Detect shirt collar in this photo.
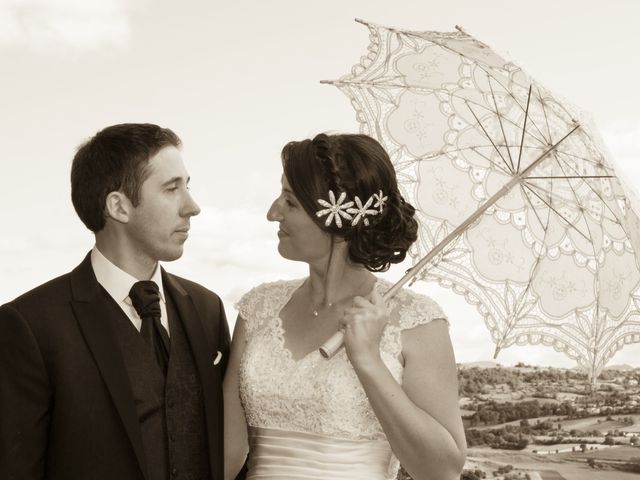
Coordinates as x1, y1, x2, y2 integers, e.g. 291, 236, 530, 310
91, 246, 166, 305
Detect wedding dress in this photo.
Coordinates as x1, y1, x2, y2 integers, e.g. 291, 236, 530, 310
235, 278, 447, 480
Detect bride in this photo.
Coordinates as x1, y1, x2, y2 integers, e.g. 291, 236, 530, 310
223, 133, 466, 480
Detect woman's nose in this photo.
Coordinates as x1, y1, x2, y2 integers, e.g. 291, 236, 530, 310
267, 198, 283, 222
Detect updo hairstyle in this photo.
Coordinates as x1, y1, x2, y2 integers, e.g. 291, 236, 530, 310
281, 133, 418, 272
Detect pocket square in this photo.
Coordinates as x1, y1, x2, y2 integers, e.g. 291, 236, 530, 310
213, 350, 222, 366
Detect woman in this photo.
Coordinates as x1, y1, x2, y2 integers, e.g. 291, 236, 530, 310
224, 133, 466, 480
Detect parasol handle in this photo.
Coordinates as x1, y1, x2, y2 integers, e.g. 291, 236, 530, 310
319, 287, 398, 358
319, 123, 581, 359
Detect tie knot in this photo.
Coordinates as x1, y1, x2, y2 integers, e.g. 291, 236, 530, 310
129, 281, 161, 319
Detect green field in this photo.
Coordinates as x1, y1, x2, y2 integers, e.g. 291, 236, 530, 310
467, 446, 640, 480
565, 445, 640, 461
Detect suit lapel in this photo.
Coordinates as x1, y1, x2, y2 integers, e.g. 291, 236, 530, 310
69, 253, 148, 480
162, 271, 222, 477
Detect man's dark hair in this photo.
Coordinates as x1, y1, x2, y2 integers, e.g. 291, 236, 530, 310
71, 123, 181, 233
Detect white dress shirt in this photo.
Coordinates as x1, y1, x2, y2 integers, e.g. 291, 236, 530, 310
90, 246, 170, 336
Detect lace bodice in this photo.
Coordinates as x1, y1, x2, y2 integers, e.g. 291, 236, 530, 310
235, 278, 447, 479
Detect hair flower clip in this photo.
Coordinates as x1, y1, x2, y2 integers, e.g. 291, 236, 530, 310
347, 195, 378, 226
316, 189, 386, 228
316, 190, 354, 228
373, 190, 388, 213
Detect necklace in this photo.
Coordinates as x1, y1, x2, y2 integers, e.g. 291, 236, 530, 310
308, 274, 373, 318
312, 302, 332, 317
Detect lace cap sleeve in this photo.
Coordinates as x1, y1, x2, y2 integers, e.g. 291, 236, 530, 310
234, 283, 269, 334
379, 280, 449, 360
396, 289, 448, 332
234, 280, 301, 335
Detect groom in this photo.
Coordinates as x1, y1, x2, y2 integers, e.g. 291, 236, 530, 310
0, 124, 230, 480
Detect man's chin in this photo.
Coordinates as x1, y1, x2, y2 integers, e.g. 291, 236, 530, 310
158, 246, 185, 262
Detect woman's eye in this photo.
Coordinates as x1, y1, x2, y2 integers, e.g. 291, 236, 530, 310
285, 199, 295, 207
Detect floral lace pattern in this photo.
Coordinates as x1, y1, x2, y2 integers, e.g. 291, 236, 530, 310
235, 278, 447, 479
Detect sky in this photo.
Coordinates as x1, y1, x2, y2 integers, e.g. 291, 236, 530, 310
1, 0, 639, 369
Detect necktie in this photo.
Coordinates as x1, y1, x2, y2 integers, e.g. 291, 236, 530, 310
129, 280, 170, 375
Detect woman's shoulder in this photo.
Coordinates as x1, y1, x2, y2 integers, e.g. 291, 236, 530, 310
239, 278, 302, 299
375, 277, 448, 331
235, 278, 304, 320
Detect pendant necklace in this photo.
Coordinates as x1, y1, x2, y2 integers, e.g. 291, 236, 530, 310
312, 302, 333, 317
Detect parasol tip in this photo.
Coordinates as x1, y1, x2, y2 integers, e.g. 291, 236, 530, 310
455, 25, 467, 34
355, 18, 368, 26
493, 345, 501, 359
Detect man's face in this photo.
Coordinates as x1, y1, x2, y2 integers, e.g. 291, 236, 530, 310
126, 145, 200, 262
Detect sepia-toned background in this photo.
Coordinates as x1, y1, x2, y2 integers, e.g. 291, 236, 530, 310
1, 0, 639, 368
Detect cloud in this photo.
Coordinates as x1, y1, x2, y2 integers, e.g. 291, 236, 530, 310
602, 122, 640, 164
0, 0, 138, 52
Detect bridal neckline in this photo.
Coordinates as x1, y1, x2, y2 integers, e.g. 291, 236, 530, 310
275, 277, 382, 363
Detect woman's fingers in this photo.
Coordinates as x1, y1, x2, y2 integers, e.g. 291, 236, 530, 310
352, 295, 372, 307
367, 287, 385, 307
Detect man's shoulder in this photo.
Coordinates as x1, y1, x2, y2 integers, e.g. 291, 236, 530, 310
164, 272, 222, 303
3, 272, 73, 311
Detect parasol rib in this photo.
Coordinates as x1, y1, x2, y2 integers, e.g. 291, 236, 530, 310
465, 101, 514, 173
488, 76, 515, 171
517, 86, 533, 172
522, 183, 592, 242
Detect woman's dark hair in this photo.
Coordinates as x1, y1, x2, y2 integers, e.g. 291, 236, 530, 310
71, 123, 181, 233
282, 133, 418, 272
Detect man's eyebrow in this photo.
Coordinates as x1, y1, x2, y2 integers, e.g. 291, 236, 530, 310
161, 176, 190, 187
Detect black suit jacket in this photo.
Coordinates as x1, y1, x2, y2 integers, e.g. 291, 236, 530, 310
0, 253, 230, 480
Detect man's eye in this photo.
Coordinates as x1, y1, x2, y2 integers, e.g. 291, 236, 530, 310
167, 186, 179, 192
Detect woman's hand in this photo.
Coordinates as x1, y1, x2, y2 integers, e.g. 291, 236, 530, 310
339, 288, 390, 367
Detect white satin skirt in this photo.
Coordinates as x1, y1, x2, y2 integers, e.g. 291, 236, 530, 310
246, 426, 393, 479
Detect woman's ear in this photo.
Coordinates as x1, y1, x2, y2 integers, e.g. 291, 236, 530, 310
104, 191, 132, 224
331, 234, 347, 244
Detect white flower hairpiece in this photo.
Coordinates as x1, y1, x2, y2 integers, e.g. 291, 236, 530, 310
316, 190, 354, 228
316, 189, 386, 228
372, 190, 388, 213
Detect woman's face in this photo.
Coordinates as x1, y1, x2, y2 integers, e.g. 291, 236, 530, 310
267, 175, 333, 264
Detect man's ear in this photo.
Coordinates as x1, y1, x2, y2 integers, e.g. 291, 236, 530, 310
104, 191, 133, 224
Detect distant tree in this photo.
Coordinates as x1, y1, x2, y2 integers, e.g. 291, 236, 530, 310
580, 443, 587, 453
587, 458, 597, 468
460, 469, 486, 480
624, 461, 640, 474
496, 465, 513, 474
604, 435, 615, 445
630, 435, 639, 446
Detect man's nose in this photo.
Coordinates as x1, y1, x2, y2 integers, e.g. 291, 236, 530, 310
183, 191, 201, 217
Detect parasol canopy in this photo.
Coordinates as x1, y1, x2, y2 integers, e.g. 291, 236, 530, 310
322, 19, 640, 380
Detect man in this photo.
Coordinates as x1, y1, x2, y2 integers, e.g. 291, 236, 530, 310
0, 124, 230, 480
